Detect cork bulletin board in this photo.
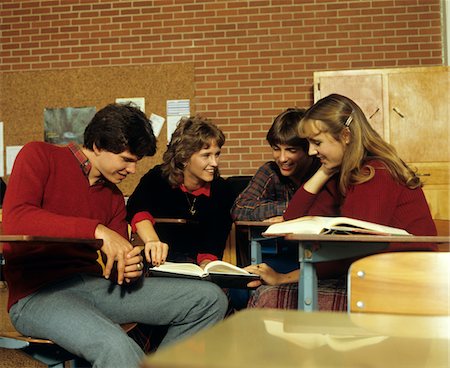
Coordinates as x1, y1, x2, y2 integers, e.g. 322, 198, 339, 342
0, 63, 195, 195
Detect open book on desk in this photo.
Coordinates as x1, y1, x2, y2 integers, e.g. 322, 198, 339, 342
263, 216, 410, 236
149, 260, 260, 289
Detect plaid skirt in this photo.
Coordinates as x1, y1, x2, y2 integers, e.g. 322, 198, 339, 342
247, 277, 347, 311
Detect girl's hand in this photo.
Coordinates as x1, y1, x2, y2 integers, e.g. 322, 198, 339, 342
144, 240, 168, 267
199, 259, 212, 269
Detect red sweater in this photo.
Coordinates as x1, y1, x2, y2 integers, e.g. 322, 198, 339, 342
284, 161, 437, 277
3, 142, 127, 310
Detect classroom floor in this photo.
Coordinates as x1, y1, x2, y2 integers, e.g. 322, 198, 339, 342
0, 349, 49, 368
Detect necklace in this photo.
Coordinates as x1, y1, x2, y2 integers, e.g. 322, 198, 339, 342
185, 193, 197, 216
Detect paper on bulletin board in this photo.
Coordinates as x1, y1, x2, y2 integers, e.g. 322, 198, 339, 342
166, 99, 190, 144
44, 106, 96, 145
167, 99, 190, 116
166, 115, 182, 144
6, 146, 23, 175
0, 122, 4, 177
116, 97, 145, 113
149, 113, 165, 138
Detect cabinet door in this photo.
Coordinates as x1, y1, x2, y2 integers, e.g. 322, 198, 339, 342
410, 162, 450, 220
388, 71, 449, 163
315, 74, 385, 138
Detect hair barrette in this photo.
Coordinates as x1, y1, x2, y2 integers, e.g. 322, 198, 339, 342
344, 114, 353, 127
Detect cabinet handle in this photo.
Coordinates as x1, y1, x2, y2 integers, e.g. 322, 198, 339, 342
393, 107, 405, 118
369, 107, 380, 119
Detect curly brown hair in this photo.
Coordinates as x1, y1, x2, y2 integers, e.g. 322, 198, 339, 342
161, 115, 225, 186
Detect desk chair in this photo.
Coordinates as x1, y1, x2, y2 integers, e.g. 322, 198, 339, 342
348, 252, 450, 315
0, 238, 136, 368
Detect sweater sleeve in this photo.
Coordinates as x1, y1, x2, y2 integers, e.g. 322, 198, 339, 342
231, 163, 287, 221
284, 177, 339, 220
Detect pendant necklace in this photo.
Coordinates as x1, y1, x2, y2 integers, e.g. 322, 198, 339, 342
185, 193, 197, 216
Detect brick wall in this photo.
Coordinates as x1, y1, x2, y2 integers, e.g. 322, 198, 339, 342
0, 0, 443, 176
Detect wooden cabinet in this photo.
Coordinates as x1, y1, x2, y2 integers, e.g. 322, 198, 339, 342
314, 66, 449, 220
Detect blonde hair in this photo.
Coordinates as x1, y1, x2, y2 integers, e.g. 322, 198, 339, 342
161, 115, 225, 186
298, 94, 421, 194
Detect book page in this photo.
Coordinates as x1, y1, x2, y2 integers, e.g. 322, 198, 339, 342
329, 217, 410, 235
152, 262, 206, 277
264, 216, 326, 235
205, 260, 251, 275
265, 216, 410, 236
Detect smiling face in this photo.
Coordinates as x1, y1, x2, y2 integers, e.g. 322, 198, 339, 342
91, 145, 139, 185
271, 144, 310, 178
183, 140, 221, 189
304, 120, 348, 170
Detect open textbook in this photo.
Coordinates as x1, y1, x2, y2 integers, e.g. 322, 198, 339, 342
149, 260, 260, 288
263, 216, 411, 236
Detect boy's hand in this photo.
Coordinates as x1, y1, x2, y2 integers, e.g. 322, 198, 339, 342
95, 224, 133, 285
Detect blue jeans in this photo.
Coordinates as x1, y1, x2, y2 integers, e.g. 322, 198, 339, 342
9, 274, 228, 368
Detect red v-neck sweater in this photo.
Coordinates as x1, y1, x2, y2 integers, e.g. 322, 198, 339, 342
285, 160, 437, 248
2, 142, 127, 310
283, 160, 437, 278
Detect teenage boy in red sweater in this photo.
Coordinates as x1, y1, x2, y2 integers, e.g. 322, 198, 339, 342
2, 103, 228, 368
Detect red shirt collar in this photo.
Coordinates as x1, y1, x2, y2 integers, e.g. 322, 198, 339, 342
68, 142, 91, 176
179, 183, 211, 197
68, 142, 105, 185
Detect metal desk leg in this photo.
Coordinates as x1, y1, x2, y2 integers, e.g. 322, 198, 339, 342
249, 227, 264, 265
298, 242, 318, 311
250, 238, 262, 265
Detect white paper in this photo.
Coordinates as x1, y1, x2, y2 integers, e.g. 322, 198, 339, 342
6, 145, 23, 175
115, 97, 145, 113
166, 99, 190, 144
149, 113, 165, 138
166, 99, 190, 116
0, 122, 4, 177
166, 115, 182, 144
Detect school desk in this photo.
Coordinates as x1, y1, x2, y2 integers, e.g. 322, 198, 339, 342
284, 233, 450, 311
142, 308, 450, 368
235, 221, 450, 311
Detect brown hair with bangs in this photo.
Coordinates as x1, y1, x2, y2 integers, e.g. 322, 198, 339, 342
266, 108, 308, 152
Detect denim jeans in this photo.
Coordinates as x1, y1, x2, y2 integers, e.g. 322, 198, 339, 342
10, 274, 228, 368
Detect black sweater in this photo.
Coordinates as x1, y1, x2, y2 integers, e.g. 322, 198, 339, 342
126, 165, 234, 262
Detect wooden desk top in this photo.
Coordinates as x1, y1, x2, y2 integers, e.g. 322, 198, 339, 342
142, 309, 450, 368
235, 221, 450, 243
0, 236, 102, 255
0, 235, 102, 246
235, 220, 269, 227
